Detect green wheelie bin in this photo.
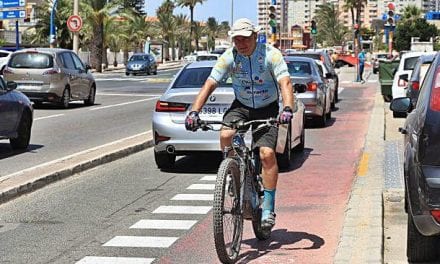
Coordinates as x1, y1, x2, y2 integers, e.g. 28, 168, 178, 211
378, 59, 400, 102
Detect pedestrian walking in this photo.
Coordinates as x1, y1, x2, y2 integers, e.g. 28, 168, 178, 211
358, 49, 366, 83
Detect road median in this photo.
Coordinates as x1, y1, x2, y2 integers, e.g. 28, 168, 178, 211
0, 132, 154, 204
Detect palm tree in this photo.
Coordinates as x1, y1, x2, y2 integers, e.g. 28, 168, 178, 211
315, 3, 348, 46
175, 14, 190, 59
193, 21, 205, 51
176, 0, 207, 52
401, 5, 422, 23
30, 0, 72, 47
155, 12, 176, 61
80, 0, 117, 72
206, 17, 219, 51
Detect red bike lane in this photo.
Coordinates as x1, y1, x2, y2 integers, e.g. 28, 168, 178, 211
158, 81, 376, 264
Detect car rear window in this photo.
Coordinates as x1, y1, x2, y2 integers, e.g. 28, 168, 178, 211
172, 67, 231, 88
9, 52, 53, 69
286, 61, 312, 76
129, 55, 149, 61
196, 55, 218, 61
404, 56, 420, 71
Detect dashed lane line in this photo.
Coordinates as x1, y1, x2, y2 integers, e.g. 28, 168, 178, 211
89, 97, 159, 111
200, 175, 216, 181
76, 256, 154, 264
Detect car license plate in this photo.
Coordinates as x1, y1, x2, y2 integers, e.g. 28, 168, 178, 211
200, 104, 229, 117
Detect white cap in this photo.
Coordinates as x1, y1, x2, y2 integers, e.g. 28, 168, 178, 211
228, 18, 259, 38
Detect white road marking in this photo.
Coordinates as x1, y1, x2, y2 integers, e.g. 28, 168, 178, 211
34, 114, 65, 121
103, 236, 178, 248
153, 206, 212, 214
171, 194, 213, 201
0, 131, 151, 182
187, 184, 215, 190
76, 256, 154, 264
96, 93, 163, 97
130, 219, 197, 230
200, 175, 216, 181
89, 98, 159, 111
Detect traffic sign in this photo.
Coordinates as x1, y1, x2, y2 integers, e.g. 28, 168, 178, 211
0, 0, 26, 9
258, 33, 266, 43
0, 9, 24, 19
67, 15, 83, 32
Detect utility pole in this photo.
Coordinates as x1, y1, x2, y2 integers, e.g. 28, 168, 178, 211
49, 0, 58, 48
73, 0, 79, 53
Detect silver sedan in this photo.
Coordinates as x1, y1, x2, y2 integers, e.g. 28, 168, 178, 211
152, 61, 306, 170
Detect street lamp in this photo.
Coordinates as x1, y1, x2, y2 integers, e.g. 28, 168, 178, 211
49, 0, 58, 48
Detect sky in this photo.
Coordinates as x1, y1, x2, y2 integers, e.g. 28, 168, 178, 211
144, 0, 257, 25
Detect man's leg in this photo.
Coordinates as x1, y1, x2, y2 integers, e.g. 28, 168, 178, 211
260, 146, 278, 228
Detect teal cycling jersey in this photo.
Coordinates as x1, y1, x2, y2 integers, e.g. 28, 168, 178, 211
208, 43, 290, 109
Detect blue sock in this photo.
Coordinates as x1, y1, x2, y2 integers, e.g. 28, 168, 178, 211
262, 189, 276, 220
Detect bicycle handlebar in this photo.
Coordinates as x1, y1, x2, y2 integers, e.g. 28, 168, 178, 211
198, 118, 279, 131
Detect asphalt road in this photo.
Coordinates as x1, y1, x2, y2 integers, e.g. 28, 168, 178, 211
0, 69, 179, 177
0, 66, 382, 263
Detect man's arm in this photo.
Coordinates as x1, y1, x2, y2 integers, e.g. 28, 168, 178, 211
190, 78, 218, 112
278, 76, 294, 109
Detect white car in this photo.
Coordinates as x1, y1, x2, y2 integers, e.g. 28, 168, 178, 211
392, 51, 436, 99
315, 59, 336, 109
0, 49, 12, 74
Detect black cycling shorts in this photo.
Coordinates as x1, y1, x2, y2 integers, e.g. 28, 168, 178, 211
223, 100, 279, 150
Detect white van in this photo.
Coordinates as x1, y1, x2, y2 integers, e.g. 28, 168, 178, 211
392, 51, 437, 99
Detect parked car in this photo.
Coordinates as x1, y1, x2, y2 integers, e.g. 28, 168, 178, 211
390, 52, 440, 262
315, 59, 337, 109
125, 53, 157, 76
372, 52, 388, 74
404, 53, 436, 108
152, 61, 306, 170
0, 49, 12, 75
3, 48, 96, 109
391, 51, 436, 99
289, 50, 339, 100
285, 56, 331, 127
0, 78, 33, 150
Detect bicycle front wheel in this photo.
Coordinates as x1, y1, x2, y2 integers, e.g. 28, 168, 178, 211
213, 158, 243, 263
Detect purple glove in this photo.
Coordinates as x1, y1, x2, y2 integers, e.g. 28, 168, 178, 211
279, 106, 293, 124
185, 111, 200, 131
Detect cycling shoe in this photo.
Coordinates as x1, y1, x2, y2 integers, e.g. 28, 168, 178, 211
261, 212, 276, 230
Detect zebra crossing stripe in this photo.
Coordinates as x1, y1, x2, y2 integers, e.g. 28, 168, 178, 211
153, 205, 211, 214
103, 236, 178, 248
76, 256, 154, 264
200, 175, 216, 181
171, 193, 213, 201
187, 184, 215, 190
130, 219, 197, 230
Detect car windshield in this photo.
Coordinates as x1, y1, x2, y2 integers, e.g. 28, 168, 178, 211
9, 53, 53, 69
129, 55, 148, 61
172, 67, 232, 88
286, 61, 312, 76
404, 56, 420, 71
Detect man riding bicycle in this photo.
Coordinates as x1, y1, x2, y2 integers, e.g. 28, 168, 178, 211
185, 18, 294, 231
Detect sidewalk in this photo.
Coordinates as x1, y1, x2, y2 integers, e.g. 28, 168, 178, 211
92, 60, 184, 73
334, 67, 406, 263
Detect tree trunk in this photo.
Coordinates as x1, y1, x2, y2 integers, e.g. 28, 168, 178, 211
190, 6, 194, 53
90, 22, 104, 73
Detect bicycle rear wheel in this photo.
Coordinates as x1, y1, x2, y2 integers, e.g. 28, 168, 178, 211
213, 158, 243, 263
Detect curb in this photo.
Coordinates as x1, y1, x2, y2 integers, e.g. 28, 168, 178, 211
0, 133, 154, 205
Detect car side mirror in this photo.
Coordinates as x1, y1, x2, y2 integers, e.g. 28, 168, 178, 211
85, 64, 92, 72
399, 74, 409, 82
6, 81, 17, 91
390, 97, 412, 113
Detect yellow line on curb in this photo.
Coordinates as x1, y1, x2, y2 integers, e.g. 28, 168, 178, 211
358, 153, 369, 176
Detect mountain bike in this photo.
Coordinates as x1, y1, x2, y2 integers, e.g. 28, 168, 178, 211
198, 118, 278, 263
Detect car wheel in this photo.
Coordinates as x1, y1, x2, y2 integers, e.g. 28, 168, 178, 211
334, 87, 339, 103
277, 124, 292, 170
331, 93, 336, 110
84, 85, 96, 106
60, 88, 70, 109
317, 101, 327, 127
154, 150, 176, 169
153, 68, 158, 75
146, 67, 151, 75
10, 112, 32, 150
407, 213, 440, 262
125, 72, 129, 76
